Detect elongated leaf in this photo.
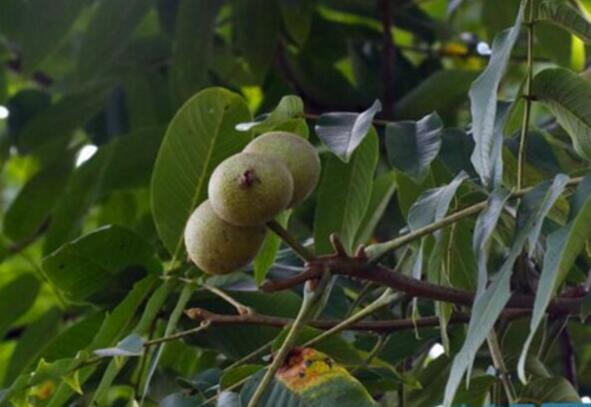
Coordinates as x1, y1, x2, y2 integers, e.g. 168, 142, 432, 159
314, 130, 378, 254
254, 211, 291, 285
519, 377, 580, 403
469, 4, 523, 188
532, 67, 591, 160
171, 0, 221, 102
20, 0, 85, 73
280, 0, 313, 47
94, 334, 145, 357
396, 70, 478, 119
443, 175, 568, 406
473, 188, 511, 294
3, 308, 61, 386
77, 0, 153, 81
315, 100, 381, 163
355, 171, 397, 246
240, 348, 377, 407
151, 87, 251, 256
43, 225, 160, 305
518, 174, 591, 382
386, 112, 443, 181
0, 274, 40, 339
407, 171, 468, 234
3, 156, 73, 243
536, 0, 591, 43
236, 96, 304, 132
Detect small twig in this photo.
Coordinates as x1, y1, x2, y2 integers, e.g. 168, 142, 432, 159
143, 321, 210, 347
266, 219, 315, 262
202, 283, 252, 315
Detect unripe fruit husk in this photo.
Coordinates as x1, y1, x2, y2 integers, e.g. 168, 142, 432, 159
184, 200, 266, 275
208, 152, 294, 226
244, 131, 321, 207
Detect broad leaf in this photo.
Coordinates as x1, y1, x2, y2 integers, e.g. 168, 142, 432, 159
519, 377, 580, 403
518, 174, 591, 382
77, 0, 153, 81
355, 171, 397, 246
386, 112, 443, 181
171, 0, 222, 102
151, 87, 251, 256
0, 274, 40, 339
532, 67, 591, 161
20, 0, 85, 73
535, 0, 591, 43
473, 188, 511, 294
407, 171, 468, 234
314, 130, 378, 254
280, 0, 313, 47
43, 225, 160, 305
240, 348, 377, 407
254, 211, 291, 285
236, 95, 304, 132
469, 4, 523, 188
443, 175, 568, 406
315, 100, 381, 163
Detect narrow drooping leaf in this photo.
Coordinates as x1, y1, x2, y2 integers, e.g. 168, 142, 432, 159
469, 4, 523, 188
473, 188, 511, 294
254, 211, 291, 285
535, 0, 591, 43
77, 0, 153, 81
444, 175, 568, 407
355, 171, 397, 246
407, 171, 468, 234
240, 348, 377, 407
151, 88, 251, 256
315, 100, 381, 163
385, 112, 443, 181
0, 274, 40, 339
171, 0, 222, 102
236, 95, 304, 132
532, 67, 591, 161
43, 225, 160, 305
94, 334, 145, 357
518, 174, 591, 382
314, 130, 378, 254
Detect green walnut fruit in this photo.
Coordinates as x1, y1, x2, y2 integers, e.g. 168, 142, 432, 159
184, 200, 266, 275
208, 152, 294, 226
244, 131, 321, 207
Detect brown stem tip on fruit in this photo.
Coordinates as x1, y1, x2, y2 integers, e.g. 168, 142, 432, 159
238, 169, 259, 188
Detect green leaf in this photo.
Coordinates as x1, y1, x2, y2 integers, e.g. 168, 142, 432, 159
519, 377, 580, 404
233, 0, 280, 84
0, 274, 40, 339
581, 292, 591, 320
473, 188, 511, 294
41, 313, 104, 361
535, 0, 591, 43
43, 225, 160, 305
151, 87, 252, 256
3, 308, 60, 386
3, 156, 73, 243
355, 171, 397, 246
20, 0, 85, 73
452, 375, 496, 407
469, 4, 524, 188
19, 83, 110, 153
94, 334, 145, 357
241, 349, 377, 407
77, 0, 154, 81
314, 130, 379, 254
220, 365, 264, 390
254, 211, 291, 285
518, 174, 591, 383
395, 70, 478, 120
280, 0, 313, 47
171, 0, 222, 103
443, 174, 568, 407
407, 171, 468, 234
236, 96, 304, 133
315, 100, 381, 163
532, 67, 591, 161
385, 112, 443, 182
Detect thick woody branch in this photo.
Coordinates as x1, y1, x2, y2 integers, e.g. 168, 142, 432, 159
185, 307, 531, 333
261, 257, 584, 315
